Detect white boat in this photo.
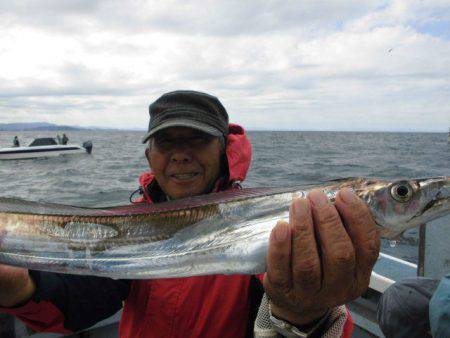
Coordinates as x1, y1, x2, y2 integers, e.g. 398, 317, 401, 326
0, 137, 93, 160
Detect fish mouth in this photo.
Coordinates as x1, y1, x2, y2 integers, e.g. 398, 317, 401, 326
408, 177, 450, 226
369, 177, 450, 239
409, 196, 450, 222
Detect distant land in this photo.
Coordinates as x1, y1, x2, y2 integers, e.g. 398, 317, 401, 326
0, 122, 107, 131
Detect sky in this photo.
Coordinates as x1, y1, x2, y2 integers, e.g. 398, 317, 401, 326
0, 0, 449, 132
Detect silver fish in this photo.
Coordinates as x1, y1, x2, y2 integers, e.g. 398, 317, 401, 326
0, 177, 448, 279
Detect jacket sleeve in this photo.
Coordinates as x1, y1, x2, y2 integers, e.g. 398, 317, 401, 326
0, 270, 130, 334
429, 273, 450, 338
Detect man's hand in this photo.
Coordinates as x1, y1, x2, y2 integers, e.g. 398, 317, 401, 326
0, 265, 35, 307
263, 188, 380, 326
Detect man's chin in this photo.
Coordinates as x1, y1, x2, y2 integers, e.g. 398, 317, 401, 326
165, 180, 216, 200
167, 187, 202, 200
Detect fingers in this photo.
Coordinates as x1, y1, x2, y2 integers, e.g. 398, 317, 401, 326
335, 188, 380, 296
264, 188, 380, 326
266, 221, 292, 292
309, 190, 355, 290
290, 198, 321, 295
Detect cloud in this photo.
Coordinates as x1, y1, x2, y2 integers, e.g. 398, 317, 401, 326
0, 0, 449, 132
0, 1, 381, 36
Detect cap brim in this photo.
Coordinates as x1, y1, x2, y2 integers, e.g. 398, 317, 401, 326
142, 118, 222, 143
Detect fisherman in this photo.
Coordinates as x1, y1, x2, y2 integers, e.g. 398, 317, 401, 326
0, 90, 380, 337
61, 133, 69, 145
13, 136, 20, 147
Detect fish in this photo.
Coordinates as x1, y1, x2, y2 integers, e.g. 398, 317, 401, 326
0, 177, 448, 279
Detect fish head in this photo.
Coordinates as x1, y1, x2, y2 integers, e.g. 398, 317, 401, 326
356, 177, 450, 238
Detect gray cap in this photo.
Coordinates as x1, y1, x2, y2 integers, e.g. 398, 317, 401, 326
377, 277, 439, 338
142, 90, 229, 143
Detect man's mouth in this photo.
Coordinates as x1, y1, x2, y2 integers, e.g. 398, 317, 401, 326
170, 173, 199, 180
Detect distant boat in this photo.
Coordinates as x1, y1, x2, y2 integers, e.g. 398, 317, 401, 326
0, 137, 93, 160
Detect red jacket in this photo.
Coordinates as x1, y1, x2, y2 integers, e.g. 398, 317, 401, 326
1, 124, 353, 338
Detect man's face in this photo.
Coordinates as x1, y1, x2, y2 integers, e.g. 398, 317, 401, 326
146, 127, 223, 200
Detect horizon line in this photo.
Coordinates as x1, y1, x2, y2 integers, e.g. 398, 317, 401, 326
0, 122, 447, 133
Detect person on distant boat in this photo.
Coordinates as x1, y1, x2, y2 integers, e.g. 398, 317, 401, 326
13, 136, 20, 147
61, 134, 69, 145
0, 91, 380, 338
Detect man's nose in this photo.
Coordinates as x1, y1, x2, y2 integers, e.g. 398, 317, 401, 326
170, 150, 193, 163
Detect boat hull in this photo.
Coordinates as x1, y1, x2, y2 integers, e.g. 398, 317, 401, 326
0, 145, 88, 160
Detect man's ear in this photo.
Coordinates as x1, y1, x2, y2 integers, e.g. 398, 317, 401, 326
145, 147, 151, 166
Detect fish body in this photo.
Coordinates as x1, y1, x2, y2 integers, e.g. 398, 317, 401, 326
0, 177, 448, 279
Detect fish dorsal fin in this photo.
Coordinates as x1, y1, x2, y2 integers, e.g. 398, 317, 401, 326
0, 187, 299, 217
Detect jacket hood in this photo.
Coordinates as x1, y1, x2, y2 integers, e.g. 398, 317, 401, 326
137, 123, 252, 196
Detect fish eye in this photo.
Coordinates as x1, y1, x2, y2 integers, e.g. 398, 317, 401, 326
390, 182, 413, 203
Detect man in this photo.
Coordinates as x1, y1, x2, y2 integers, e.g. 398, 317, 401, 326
13, 136, 20, 147
61, 133, 69, 145
0, 90, 380, 337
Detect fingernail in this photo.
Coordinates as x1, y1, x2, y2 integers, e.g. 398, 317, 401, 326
340, 188, 357, 204
274, 223, 289, 242
309, 190, 329, 208
292, 198, 308, 217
